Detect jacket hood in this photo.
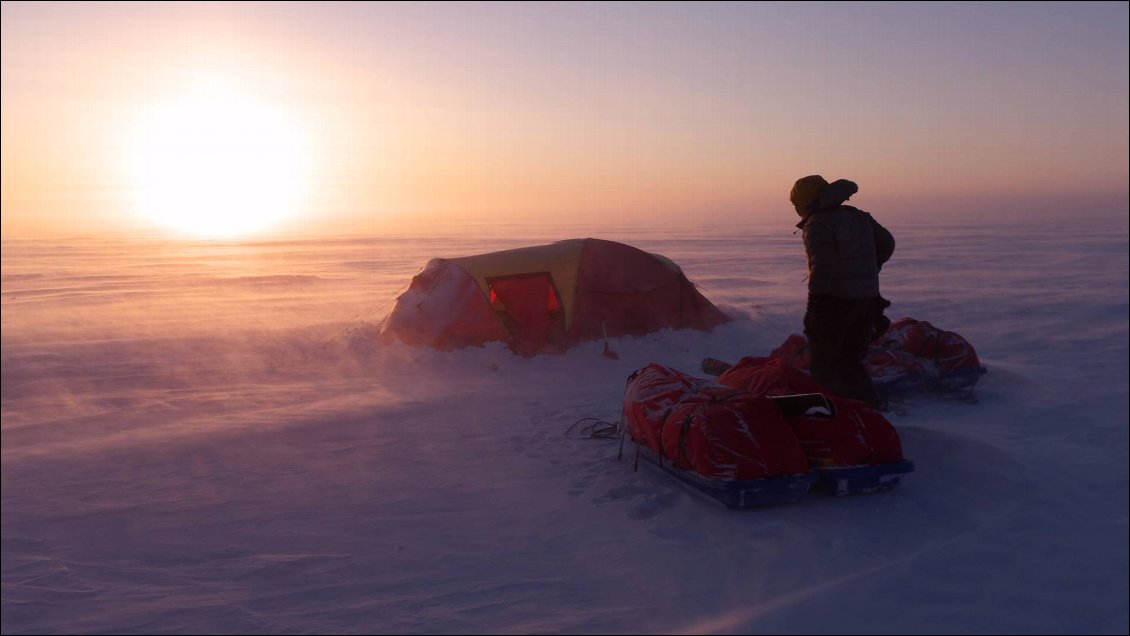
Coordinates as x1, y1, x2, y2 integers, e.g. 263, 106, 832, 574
794, 179, 860, 228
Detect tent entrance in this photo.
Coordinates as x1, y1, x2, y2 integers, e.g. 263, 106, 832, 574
487, 273, 566, 355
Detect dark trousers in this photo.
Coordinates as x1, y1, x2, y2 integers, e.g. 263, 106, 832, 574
804, 296, 881, 407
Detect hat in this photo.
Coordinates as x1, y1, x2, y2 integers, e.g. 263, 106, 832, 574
790, 175, 828, 217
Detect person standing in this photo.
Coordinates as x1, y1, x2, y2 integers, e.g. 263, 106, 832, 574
790, 175, 895, 408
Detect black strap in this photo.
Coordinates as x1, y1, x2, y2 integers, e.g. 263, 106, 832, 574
654, 407, 673, 468
677, 415, 693, 468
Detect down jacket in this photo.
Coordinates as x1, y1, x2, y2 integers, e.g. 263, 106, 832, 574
797, 179, 895, 299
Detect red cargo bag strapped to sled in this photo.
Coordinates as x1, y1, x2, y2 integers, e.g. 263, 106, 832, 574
718, 357, 915, 496
869, 317, 988, 393
622, 363, 816, 509
769, 318, 987, 398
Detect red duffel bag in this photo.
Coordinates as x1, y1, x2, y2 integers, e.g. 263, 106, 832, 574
622, 363, 810, 481
717, 357, 904, 469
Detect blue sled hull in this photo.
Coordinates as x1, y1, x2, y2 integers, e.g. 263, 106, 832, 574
634, 446, 915, 508
875, 366, 987, 396
636, 446, 817, 509
814, 460, 916, 497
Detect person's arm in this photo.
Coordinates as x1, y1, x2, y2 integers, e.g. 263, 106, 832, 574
870, 216, 895, 270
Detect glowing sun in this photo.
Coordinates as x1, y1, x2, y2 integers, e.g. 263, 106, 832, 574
128, 80, 310, 237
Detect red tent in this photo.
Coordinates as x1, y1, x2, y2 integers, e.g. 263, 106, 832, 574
379, 238, 731, 355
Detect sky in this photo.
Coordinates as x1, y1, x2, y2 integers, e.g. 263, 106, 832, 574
1, 1, 1128, 237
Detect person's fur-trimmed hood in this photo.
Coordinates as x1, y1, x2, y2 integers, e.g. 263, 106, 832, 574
795, 179, 859, 228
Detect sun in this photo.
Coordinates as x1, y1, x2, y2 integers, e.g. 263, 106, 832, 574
127, 79, 311, 238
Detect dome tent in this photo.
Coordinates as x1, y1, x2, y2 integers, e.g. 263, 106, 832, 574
379, 238, 731, 355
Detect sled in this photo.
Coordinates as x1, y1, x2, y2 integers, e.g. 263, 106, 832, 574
632, 443, 818, 509
813, 459, 916, 496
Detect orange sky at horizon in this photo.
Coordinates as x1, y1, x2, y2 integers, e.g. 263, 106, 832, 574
2, 2, 1127, 238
